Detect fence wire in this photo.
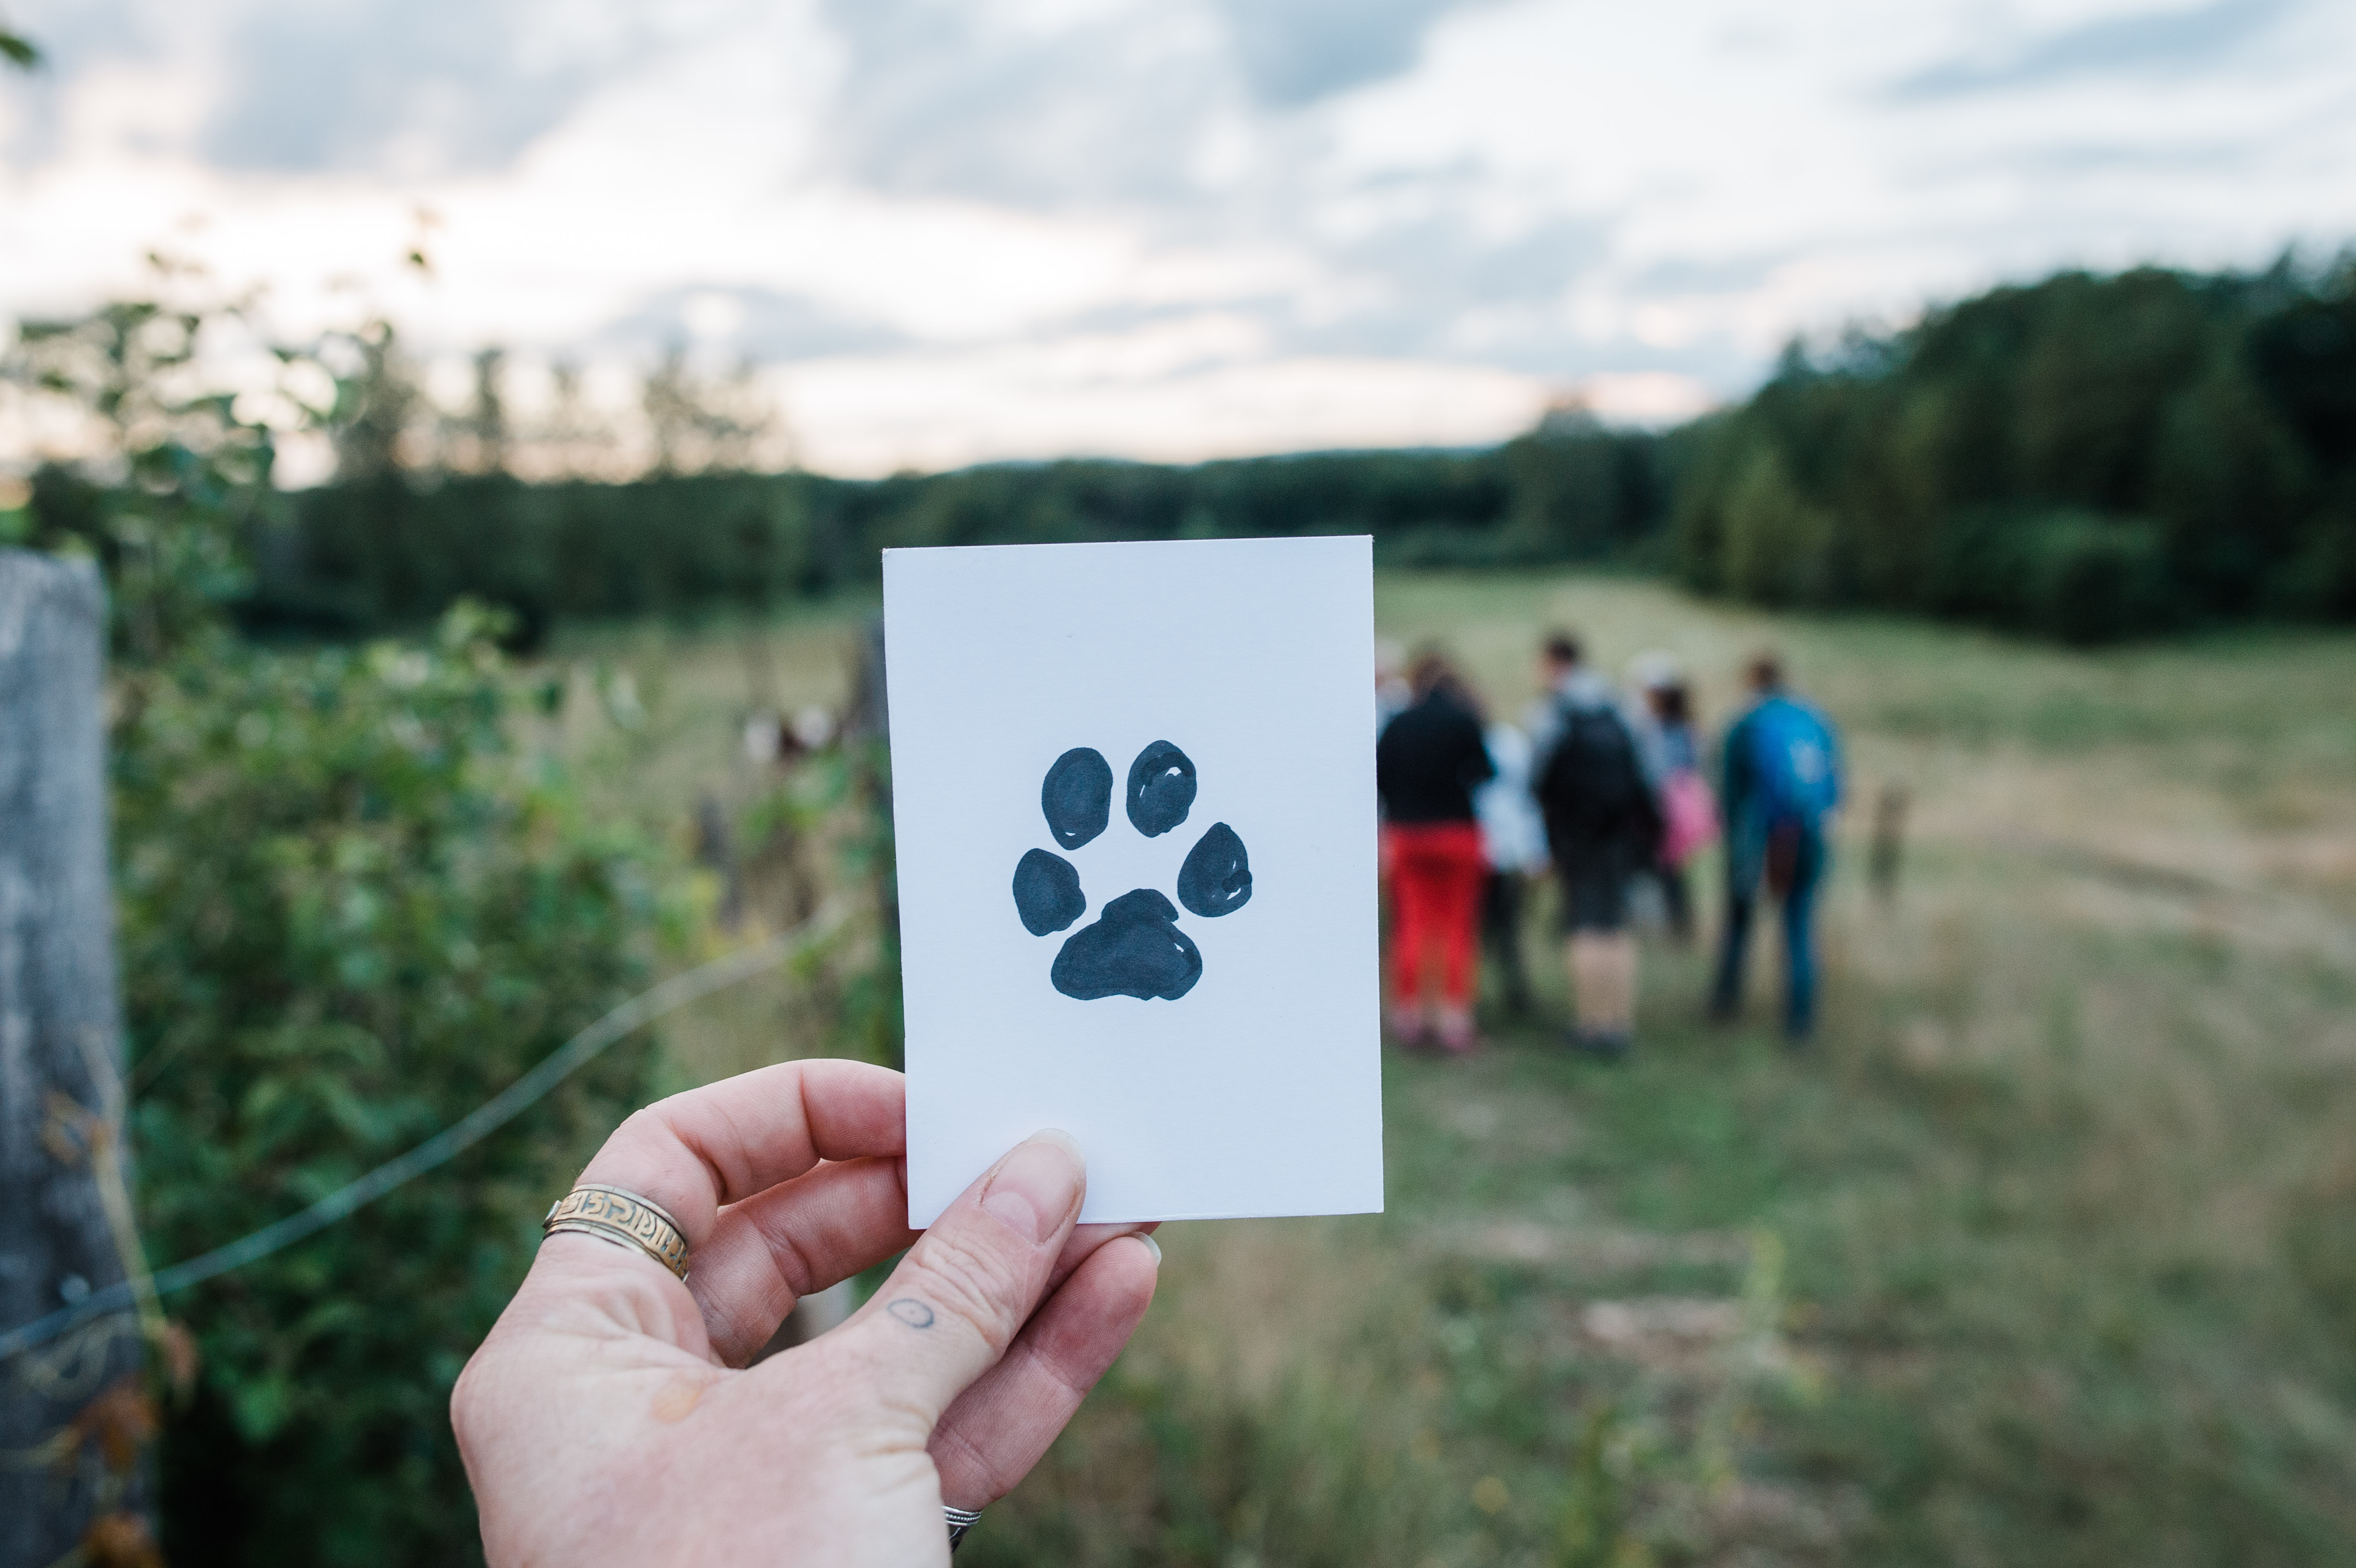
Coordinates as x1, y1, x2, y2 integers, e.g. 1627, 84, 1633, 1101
0, 904, 847, 1364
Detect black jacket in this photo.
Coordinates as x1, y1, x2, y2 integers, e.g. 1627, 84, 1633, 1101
1376, 693, 1494, 825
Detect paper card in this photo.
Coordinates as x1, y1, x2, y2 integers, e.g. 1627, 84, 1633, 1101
884, 536, 1384, 1225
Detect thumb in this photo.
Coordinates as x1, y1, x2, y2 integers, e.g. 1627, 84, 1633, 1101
827, 1130, 1086, 1431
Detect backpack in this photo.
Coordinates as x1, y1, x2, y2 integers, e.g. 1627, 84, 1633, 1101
1537, 701, 1650, 842
1659, 768, 1718, 868
1745, 697, 1839, 828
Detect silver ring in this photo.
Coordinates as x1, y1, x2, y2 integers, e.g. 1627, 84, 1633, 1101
945, 1505, 983, 1552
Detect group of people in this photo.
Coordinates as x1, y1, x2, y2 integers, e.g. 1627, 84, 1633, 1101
1374, 631, 1841, 1058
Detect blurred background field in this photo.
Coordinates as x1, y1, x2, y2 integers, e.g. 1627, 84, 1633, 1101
553, 574, 2356, 1566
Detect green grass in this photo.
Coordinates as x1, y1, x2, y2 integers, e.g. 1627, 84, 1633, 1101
564, 570, 2356, 1566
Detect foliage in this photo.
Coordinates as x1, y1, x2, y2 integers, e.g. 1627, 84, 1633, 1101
9, 283, 679, 1564
115, 609, 664, 1566
1671, 261, 2356, 641
0, 17, 37, 70
724, 733, 904, 1071
212, 425, 1670, 643
0, 294, 318, 660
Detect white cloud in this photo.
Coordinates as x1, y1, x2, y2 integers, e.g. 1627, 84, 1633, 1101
779, 345, 1546, 474
2, 0, 2352, 475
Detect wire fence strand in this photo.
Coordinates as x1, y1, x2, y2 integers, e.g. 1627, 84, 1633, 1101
0, 904, 848, 1364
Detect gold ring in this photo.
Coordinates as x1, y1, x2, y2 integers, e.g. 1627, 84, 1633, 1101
542, 1185, 690, 1280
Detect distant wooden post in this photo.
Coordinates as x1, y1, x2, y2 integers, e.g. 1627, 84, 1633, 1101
1870, 781, 1909, 904
0, 551, 144, 1568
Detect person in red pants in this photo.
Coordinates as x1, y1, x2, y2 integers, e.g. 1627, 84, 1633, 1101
1376, 651, 1495, 1053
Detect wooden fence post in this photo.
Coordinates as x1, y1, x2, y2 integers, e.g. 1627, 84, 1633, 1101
0, 550, 144, 1568
1870, 781, 1909, 904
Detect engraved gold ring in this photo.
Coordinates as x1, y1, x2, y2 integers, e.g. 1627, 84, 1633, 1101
542, 1184, 691, 1281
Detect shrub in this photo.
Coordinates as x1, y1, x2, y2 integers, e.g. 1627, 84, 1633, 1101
9, 289, 684, 1563
114, 608, 669, 1566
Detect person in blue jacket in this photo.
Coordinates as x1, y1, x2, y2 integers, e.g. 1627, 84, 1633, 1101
1709, 651, 1841, 1042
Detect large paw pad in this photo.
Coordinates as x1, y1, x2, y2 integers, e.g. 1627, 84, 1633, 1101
1010, 740, 1254, 1001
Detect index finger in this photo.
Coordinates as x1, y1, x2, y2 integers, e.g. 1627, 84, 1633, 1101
575, 1058, 906, 1247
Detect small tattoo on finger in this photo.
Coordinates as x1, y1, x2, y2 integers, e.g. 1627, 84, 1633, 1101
887, 1298, 936, 1329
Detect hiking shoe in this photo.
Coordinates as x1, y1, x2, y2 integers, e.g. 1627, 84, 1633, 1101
1568, 1028, 1630, 1062
1436, 1007, 1478, 1056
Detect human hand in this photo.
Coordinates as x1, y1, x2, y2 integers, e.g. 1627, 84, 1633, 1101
452, 1059, 1159, 1566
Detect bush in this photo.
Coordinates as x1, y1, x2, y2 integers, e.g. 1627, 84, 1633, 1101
114, 608, 669, 1566
8, 290, 687, 1563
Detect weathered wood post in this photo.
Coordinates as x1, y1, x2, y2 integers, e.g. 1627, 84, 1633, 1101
1870, 781, 1909, 904
0, 550, 144, 1568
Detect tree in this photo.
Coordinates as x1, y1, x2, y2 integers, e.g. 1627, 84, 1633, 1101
1667, 262, 2356, 639
1, 16, 38, 70
328, 321, 424, 483
642, 344, 777, 475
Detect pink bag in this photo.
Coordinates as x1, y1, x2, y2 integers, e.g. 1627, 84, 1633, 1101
1660, 768, 1717, 868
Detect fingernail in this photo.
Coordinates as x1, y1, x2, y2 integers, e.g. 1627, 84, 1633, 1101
982, 1130, 1084, 1245
1129, 1232, 1162, 1266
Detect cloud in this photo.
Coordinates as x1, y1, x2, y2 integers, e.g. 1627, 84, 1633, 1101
818, 0, 1234, 207
4, 0, 642, 175
1210, 0, 1491, 108
201, 0, 637, 175
1890, 0, 2296, 100
600, 285, 909, 362
7, 0, 2355, 472
815, 0, 1501, 208
1283, 199, 1614, 366
1928, 140, 2261, 179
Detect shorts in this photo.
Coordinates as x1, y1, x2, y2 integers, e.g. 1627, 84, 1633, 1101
1555, 837, 1642, 934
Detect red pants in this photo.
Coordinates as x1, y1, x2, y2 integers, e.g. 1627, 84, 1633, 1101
1384, 822, 1487, 1006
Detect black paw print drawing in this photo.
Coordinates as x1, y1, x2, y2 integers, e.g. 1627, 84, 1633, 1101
1010, 741, 1254, 1001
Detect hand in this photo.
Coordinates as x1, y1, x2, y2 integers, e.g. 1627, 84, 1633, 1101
452, 1059, 1160, 1566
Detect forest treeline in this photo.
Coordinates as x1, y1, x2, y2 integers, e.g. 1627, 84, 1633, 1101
11, 258, 2356, 644
217, 421, 1670, 643
1672, 260, 2356, 642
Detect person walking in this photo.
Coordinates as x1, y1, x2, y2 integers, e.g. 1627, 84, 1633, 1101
1528, 633, 1663, 1059
1472, 704, 1546, 1018
1376, 650, 1495, 1054
1632, 656, 1715, 946
1710, 651, 1842, 1043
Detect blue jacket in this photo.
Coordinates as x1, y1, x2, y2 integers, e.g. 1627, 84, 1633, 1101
1721, 691, 1841, 836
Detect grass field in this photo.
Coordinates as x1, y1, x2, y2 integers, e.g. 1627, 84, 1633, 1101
551, 571, 2356, 1567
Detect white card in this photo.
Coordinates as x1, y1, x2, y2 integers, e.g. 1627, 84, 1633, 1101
884, 536, 1384, 1225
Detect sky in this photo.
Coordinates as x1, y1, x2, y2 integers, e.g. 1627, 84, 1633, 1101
3, 0, 2354, 477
